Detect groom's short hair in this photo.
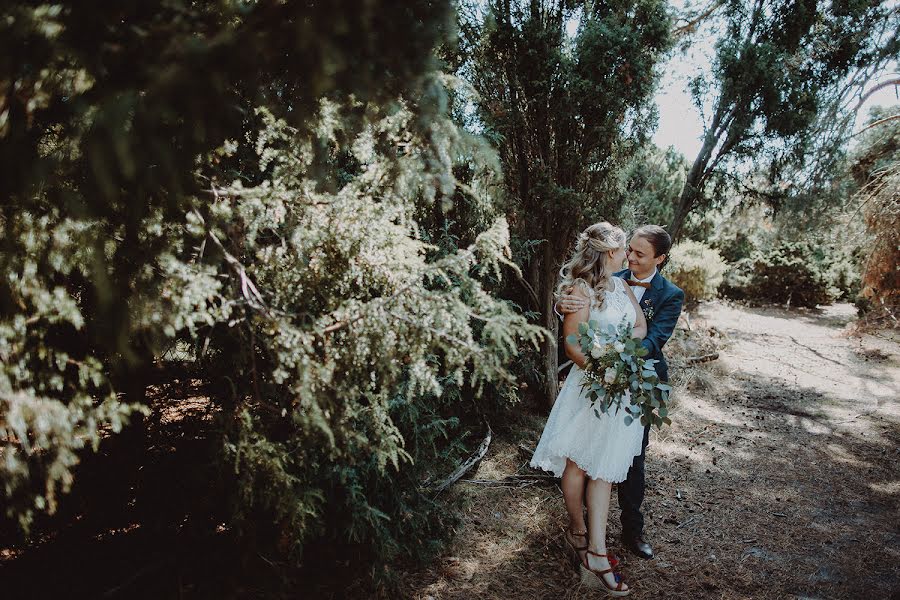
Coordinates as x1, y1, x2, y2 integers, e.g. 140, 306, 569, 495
632, 225, 672, 257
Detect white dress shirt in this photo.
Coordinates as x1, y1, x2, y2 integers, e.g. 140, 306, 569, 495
629, 268, 657, 302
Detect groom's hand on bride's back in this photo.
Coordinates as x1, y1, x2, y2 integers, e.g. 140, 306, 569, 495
556, 288, 588, 315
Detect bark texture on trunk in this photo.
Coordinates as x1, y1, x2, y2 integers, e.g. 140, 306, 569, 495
540, 257, 559, 408
669, 105, 728, 241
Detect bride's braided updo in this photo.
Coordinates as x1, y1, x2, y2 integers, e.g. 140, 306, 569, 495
556, 221, 626, 311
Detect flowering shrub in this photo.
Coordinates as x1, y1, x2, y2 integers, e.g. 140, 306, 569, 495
665, 240, 728, 302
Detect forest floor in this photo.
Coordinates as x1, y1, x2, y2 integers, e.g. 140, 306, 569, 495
398, 300, 900, 599
2, 301, 898, 599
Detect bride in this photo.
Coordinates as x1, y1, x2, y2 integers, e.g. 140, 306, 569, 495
531, 221, 647, 597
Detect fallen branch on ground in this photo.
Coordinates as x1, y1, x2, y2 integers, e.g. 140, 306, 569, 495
461, 474, 559, 487
517, 443, 536, 458
430, 424, 493, 494
687, 352, 719, 364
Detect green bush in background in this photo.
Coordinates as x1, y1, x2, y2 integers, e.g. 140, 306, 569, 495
721, 241, 844, 308
664, 240, 728, 303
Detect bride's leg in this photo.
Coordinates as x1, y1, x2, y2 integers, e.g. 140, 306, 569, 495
561, 459, 588, 559
586, 477, 629, 591
562, 459, 587, 530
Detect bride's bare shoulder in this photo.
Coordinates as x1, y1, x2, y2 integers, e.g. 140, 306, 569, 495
568, 278, 592, 299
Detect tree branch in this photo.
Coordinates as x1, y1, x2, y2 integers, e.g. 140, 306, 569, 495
672, 0, 726, 39
853, 114, 900, 137
855, 77, 900, 111
430, 424, 493, 494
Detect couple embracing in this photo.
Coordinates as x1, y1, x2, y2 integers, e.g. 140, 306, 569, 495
530, 223, 684, 596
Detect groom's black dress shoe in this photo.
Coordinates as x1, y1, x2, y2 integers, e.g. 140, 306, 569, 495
625, 536, 654, 559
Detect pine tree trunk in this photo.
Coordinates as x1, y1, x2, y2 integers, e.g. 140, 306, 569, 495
670, 103, 732, 241
670, 178, 698, 242
540, 254, 560, 408
670, 134, 719, 241
528, 231, 572, 409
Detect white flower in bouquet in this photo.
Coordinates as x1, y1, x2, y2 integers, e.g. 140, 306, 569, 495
604, 367, 617, 384
590, 340, 606, 358
613, 341, 625, 353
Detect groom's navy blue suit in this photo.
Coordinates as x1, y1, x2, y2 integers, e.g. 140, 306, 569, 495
614, 268, 684, 541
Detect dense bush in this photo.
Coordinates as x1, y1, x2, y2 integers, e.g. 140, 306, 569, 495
712, 227, 762, 264
0, 2, 544, 583
721, 241, 841, 308
664, 240, 728, 303
203, 106, 542, 569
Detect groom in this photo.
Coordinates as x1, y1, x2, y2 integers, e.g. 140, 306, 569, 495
557, 224, 684, 559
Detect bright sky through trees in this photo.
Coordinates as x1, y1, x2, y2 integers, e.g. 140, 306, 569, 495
654, 55, 900, 158
566, 5, 899, 160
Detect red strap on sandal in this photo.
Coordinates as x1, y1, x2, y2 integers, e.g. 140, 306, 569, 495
566, 528, 588, 551
583, 550, 626, 591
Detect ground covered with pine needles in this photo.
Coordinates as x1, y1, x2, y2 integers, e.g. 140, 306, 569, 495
397, 301, 900, 599
1, 301, 897, 599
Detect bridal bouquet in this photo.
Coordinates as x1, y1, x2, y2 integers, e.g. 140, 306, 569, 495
566, 320, 672, 428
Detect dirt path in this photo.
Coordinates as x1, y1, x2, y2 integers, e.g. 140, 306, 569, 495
403, 301, 900, 599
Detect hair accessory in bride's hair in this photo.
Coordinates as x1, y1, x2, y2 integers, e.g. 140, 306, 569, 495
586, 235, 609, 252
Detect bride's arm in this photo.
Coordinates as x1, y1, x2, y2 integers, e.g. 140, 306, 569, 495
561, 287, 591, 369
623, 284, 647, 339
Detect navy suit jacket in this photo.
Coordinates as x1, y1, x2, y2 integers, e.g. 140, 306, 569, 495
615, 269, 684, 382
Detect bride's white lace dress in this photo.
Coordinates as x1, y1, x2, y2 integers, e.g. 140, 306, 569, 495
530, 277, 644, 483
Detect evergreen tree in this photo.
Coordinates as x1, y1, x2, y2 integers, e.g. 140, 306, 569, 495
1, 4, 542, 578
669, 0, 900, 240
456, 0, 671, 403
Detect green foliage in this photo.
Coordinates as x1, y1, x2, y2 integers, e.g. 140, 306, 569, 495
456, 0, 672, 399
708, 203, 767, 264
0, 1, 547, 582
570, 321, 672, 429
0, 0, 458, 532
195, 103, 542, 568
670, 0, 900, 239
665, 240, 728, 302
620, 145, 688, 228
0, 205, 147, 528
721, 241, 843, 308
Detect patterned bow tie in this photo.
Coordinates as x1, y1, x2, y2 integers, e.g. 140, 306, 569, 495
627, 279, 651, 289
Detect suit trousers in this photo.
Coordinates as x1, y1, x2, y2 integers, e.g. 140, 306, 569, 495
617, 422, 650, 540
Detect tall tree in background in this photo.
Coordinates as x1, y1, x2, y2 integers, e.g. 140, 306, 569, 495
850, 105, 900, 311
457, 0, 671, 403
669, 0, 900, 240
